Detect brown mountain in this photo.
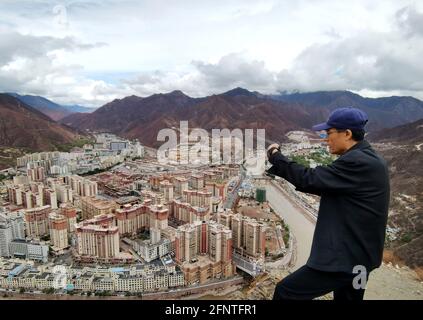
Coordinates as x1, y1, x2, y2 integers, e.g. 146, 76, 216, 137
0, 94, 82, 151
368, 119, 423, 271
368, 118, 423, 144
271, 91, 423, 131
60, 89, 323, 147
61, 88, 423, 149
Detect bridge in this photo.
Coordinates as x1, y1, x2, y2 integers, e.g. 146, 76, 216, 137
232, 251, 264, 277
250, 175, 273, 186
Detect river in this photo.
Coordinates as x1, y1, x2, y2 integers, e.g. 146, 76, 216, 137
198, 181, 317, 300
265, 182, 316, 270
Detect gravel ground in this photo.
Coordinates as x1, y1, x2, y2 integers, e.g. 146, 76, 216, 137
364, 263, 423, 300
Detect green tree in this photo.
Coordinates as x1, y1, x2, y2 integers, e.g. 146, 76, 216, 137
290, 155, 309, 167
401, 233, 413, 244
283, 233, 290, 247
54, 137, 96, 153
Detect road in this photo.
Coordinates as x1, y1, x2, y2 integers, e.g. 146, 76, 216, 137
224, 175, 242, 209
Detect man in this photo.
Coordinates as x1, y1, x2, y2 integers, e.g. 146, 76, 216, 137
267, 107, 390, 300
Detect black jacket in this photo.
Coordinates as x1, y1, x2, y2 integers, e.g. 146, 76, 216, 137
267, 140, 390, 273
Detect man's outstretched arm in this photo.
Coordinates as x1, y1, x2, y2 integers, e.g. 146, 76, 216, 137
267, 151, 361, 195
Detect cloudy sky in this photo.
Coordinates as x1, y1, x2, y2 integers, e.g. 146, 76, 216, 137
1, 0, 423, 107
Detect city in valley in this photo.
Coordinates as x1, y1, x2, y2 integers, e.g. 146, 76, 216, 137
0, 131, 328, 299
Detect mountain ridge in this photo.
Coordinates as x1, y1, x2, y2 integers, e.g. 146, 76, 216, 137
60, 88, 423, 147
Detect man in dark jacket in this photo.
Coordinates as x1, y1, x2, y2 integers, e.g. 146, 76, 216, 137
267, 107, 390, 300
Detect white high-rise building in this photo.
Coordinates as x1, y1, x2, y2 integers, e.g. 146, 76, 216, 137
0, 211, 25, 257
55, 184, 73, 204
65, 175, 98, 197
0, 216, 12, 257
8, 211, 25, 240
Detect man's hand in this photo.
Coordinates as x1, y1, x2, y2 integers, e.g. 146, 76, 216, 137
267, 143, 280, 159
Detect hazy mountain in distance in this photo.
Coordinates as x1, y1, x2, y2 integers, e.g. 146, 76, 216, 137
62, 104, 96, 114
270, 90, 423, 130
6, 93, 94, 121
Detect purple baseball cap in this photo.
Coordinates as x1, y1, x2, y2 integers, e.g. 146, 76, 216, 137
312, 107, 369, 131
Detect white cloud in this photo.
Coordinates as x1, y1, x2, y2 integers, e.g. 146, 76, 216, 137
276, 5, 423, 95
396, 4, 423, 37
1, 0, 423, 106
0, 30, 107, 106
192, 53, 276, 93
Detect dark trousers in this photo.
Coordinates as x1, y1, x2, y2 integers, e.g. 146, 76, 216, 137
273, 265, 368, 301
